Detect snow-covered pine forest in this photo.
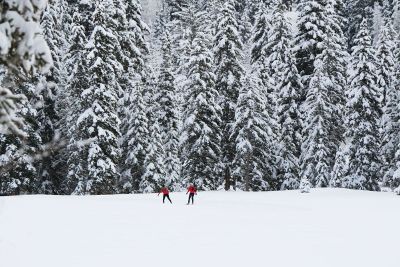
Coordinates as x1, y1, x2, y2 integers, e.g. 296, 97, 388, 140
1, 0, 400, 196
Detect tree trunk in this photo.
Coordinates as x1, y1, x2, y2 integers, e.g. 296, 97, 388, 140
224, 166, 231, 191
244, 152, 251, 192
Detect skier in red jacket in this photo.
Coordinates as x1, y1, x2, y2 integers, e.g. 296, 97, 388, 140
158, 186, 172, 204
186, 184, 197, 205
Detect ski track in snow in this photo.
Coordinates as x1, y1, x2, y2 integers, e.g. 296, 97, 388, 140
0, 189, 399, 267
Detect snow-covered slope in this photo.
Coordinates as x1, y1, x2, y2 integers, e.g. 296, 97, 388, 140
0, 189, 399, 267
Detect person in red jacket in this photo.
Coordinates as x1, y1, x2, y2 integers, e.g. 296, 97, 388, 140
186, 184, 197, 205
158, 186, 172, 204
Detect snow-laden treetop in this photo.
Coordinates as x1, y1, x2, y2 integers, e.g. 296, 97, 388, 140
0, 0, 52, 74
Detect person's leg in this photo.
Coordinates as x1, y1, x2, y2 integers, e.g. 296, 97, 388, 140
187, 194, 191, 205
167, 195, 172, 204
191, 193, 194, 204
189, 193, 194, 204
163, 195, 166, 203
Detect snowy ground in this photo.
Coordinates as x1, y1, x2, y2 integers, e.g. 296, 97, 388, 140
0, 189, 399, 267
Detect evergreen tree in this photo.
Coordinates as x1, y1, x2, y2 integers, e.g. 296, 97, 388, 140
330, 143, 350, 187
37, 0, 68, 194
69, 0, 122, 194
300, 0, 349, 189
252, 1, 277, 145
138, 68, 168, 193
269, 0, 302, 190
323, 0, 349, 153
64, 7, 91, 194
376, 21, 395, 107
300, 58, 336, 187
232, 71, 275, 191
181, 22, 222, 190
214, 0, 244, 190
382, 36, 400, 190
140, 120, 165, 193
154, 30, 181, 190
119, 0, 150, 193
120, 79, 149, 193
0, 0, 52, 195
377, 21, 396, 184
52, 0, 75, 192
299, 177, 311, 193
341, 20, 381, 191
295, 0, 348, 188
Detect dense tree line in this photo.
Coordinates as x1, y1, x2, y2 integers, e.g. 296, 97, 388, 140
1, 0, 400, 195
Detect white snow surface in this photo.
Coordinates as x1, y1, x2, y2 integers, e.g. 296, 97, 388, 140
0, 189, 399, 267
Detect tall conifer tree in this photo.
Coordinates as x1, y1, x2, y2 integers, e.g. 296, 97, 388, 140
382, 32, 400, 190
232, 71, 275, 191
69, 0, 122, 194
270, 0, 303, 190
340, 20, 381, 191
154, 30, 181, 189
214, 0, 244, 190
182, 14, 222, 190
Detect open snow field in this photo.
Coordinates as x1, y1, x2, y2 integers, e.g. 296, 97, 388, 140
0, 189, 399, 267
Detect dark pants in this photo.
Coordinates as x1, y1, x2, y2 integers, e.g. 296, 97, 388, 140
187, 193, 194, 204
163, 194, 172, 204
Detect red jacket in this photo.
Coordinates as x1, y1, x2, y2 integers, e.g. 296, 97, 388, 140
187, 186, 197, 194
160, 188, 169, 195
